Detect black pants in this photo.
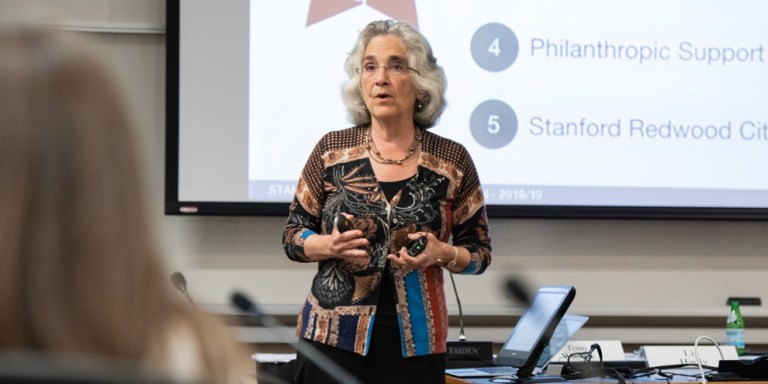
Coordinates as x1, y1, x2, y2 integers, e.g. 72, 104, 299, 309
293, 327, 446, 384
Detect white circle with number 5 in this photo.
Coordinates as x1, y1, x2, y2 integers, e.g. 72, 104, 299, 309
470, 100, 517, 149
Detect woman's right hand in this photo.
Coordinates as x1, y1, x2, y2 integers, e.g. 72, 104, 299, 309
328, 215, 370, 265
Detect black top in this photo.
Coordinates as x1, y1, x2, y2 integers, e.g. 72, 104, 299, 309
375, 177, 413, 327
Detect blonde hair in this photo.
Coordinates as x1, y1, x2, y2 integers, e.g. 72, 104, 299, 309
0, 26, 243, 382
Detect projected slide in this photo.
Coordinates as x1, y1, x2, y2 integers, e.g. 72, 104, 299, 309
176, 0, 768, 212
246, 0, 767, 207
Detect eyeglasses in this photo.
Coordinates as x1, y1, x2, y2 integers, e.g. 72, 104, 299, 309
356, 62, 420, 77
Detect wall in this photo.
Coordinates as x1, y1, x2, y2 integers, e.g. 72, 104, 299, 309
3, 0, 767, 348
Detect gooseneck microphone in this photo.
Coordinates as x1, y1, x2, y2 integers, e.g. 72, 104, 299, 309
448, 273, 467, 342
505, 278, 532, 307
230, 291, 361, 384
446, 273, 494, 367
448, 277, 529, 343
170, 271, 197, 308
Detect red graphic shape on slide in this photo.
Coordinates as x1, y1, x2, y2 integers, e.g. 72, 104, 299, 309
307, 0, 419, 30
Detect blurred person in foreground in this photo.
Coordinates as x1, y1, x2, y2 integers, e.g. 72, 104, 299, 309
0, 25, 246, 383
282, 20, 492, 383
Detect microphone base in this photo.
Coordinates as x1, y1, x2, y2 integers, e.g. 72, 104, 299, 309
446, 340, 494, 369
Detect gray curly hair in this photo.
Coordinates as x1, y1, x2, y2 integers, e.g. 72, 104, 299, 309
341, 20, 447, 129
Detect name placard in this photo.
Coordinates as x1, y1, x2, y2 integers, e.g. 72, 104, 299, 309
552, 340, 626, 362
641, 345, 738, 367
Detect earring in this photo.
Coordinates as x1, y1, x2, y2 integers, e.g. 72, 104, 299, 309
417, 101, 423, 110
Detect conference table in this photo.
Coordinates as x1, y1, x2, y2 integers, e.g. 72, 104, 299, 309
444, 362, 766, 384
446, 376, 759, 384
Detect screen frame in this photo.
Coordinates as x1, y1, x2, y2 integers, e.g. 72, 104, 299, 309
164, 0, 768, 220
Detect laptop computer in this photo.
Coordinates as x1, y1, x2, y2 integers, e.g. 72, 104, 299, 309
444, 315, 587, 380
446, 286, 580, 380
534, 313, 589, 366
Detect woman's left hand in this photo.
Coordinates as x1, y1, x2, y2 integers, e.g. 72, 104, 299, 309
386, 232, 452, 271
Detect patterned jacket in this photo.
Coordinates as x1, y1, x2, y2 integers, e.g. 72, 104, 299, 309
282, 125, 492, 357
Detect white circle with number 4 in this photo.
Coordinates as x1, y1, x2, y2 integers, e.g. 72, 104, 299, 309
471, 23, 518, 72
